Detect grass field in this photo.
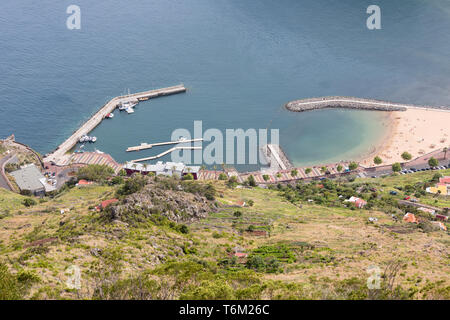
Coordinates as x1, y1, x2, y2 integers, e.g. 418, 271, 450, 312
0, 171, 448, 299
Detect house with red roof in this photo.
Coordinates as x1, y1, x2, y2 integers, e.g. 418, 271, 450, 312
96, 199, 119, 211
345, 196, 367, 208
76, 179, 93, 187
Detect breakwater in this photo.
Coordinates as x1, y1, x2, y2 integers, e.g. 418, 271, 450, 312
285, 96, 448, 112
44, 85, 186, 165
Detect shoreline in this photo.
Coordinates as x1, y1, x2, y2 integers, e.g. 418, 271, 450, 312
359, 107, 450, 167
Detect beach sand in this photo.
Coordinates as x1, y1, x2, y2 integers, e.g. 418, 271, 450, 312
360, 108, 450, 166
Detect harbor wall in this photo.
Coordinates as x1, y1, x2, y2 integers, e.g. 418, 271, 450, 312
285, 96, 448, 112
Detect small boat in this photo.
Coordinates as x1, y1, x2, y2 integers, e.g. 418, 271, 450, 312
119, 100, 138, 111
106, 113, 114, 118
125, 106, 134, 114
79, 135, 89, 143
91, 137, 97, 143
95, 149, 104, 154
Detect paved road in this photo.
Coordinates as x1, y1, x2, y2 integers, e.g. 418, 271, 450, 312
0, 154, 14, 191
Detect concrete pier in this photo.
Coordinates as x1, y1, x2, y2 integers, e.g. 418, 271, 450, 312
262, 144, 293, 171
126, 138, 204, 152
130, 146, 202, 163
44, 84, 186, 165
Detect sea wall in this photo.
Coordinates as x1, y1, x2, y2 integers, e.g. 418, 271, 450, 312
284, 96, 445, 112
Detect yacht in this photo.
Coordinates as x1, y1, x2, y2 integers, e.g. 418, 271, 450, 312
125, 106, 135, 114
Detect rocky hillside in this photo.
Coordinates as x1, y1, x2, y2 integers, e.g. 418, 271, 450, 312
105, 175, 217, 225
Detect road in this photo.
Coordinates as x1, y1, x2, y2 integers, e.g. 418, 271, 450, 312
0, 154, 14, 191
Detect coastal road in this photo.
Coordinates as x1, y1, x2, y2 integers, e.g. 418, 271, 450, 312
0, 154, 14, 191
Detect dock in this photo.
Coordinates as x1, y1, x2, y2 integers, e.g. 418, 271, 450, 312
130, 146, 202, 163
262, 144, 293, 171
44, 84, 186, 165
126, 138, 204, 152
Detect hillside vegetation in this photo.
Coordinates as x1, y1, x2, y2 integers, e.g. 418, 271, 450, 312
0, 170, 448, 300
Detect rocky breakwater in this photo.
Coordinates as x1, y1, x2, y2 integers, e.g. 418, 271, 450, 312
285, 96, 414, 112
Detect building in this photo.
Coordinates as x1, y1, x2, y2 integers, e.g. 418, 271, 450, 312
417, 207, 436, 216
426, 177, 450, 195
403, 213, 419, 224
96, 199, 119, 211
10, 164, 55, 196
345, 196, 367, 208
123, 161, 201, 180
76, 179, 93, 187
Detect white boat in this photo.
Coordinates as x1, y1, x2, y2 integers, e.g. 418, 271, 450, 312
119, 99, 138, 111
79, 135, 89, 143
91, 137, 97, 143
107, 112, 114, 118
125, 106, 135, 114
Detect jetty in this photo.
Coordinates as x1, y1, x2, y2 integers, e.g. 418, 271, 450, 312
285, 96, 449, 113
130, 146, 202, 163
44, 84, 186, 165
126, 138, 204, 152
262, 144, 293, 171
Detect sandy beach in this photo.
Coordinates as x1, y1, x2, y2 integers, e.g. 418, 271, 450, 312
360, 107, 450, 166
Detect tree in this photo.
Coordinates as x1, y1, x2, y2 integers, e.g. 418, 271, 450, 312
22, 198, 36, 207
247, 175, 256, 187
428, 157, 439, 167
320, 166, 327, 174
444, 147, 448, 160
349, 162, 358, 171
262, 174, 270, 181
291, 169, 298, 177
77, 164, 114, 182
117, 174, 147, 196
392, 162, 402, 172
227, 176, 238, 188
182, 173, 194, 180
233, 210, 242, 218
373, 156, 382, 165
218, 173, 228, 180
401, 152, 412, 161
337, 165, 343, 172
305, 168, 312, 175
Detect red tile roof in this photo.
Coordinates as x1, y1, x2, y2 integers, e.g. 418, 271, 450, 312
100, 199, 119, 209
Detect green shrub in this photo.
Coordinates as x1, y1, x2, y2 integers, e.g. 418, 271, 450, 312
77, 164, 114, 182
22, 198, 36, 207
218, 173, 228, 180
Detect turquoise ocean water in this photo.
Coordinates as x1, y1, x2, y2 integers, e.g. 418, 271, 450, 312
1, 0, 450, 170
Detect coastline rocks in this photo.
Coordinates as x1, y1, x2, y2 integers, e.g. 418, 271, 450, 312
285, 96, 423, 112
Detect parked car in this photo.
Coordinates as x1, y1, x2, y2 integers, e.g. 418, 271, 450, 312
404, 196, 411, 200
390, 191, 398, 195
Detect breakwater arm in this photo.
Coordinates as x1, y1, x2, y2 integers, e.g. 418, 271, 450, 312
284, 96, 447, 112
44, 84, 186, 165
